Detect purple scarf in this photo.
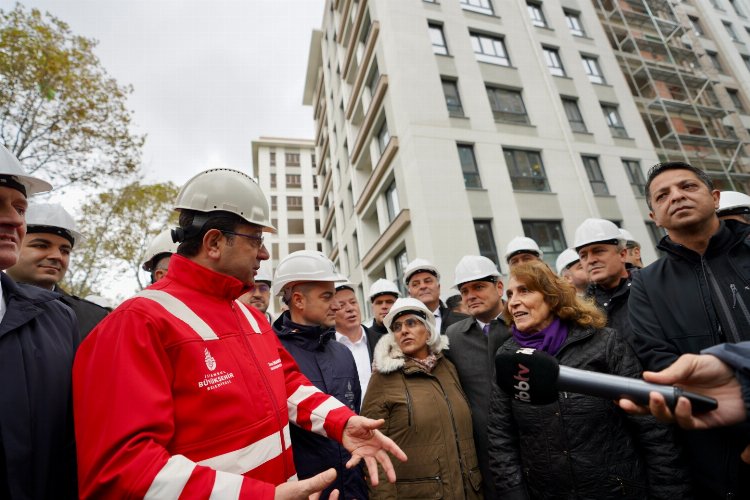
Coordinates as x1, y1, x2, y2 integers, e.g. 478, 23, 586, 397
511, 317, 568, 356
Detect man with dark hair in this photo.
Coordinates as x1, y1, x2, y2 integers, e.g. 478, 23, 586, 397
74, 169, 405, 499
0, 146, 79, 499
445, 294, 468, 315
628, 160, 750, 498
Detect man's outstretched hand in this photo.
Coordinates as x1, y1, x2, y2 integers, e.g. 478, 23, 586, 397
341, 416, 407, 485
274, 468, 339, 500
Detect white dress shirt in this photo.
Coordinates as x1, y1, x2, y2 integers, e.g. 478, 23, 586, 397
335, 326, 372, 406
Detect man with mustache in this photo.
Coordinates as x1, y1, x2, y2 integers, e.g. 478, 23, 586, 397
7, 203, 108, 339
627, 161, 750, 498
574, 218, 633, 338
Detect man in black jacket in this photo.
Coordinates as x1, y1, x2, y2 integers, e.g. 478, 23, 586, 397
628, 160, 750, 499
7, 203, 108, 339
445, 255, 510, 498
0, 145, 79, 499
574, 218, 633, 338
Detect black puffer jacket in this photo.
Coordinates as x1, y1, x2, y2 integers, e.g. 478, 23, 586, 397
488, 325, 690, 500
586, 268, 635, 339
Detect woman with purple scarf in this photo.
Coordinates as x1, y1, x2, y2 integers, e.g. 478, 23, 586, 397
487, 261, 690, 499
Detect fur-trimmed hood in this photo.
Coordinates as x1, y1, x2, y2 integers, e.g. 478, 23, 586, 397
371, 332, 450, 374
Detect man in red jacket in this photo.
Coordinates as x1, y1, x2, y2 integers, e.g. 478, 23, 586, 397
73, 168, 405, 499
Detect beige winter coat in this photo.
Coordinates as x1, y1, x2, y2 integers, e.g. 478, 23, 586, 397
361, 334, 483, 499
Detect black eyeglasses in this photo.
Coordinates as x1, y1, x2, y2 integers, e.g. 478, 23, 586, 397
221, 230, 264, 248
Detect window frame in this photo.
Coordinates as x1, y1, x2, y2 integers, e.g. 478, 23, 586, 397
581, 155, 609, 195
385, 180, 400, 222
521, 220, 567, 266
442, 79, 465, 117
562, 97, 587, 133
543, 47, 566, 76
428, 23, 449, 55
602, 103, 628, 138
470, 32, 511, 66
565, 10, 585, 37
460, 0, 494, 15
581, 55, 605, 84
503, 148, 550, 192
487, 86, 530, 124
527, 2, 548, 28
473, 219, 500, 267
457, 143, 483, 188
623, 159, 647, 197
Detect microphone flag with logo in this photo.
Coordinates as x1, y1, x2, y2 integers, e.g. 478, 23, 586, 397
495, 347, 559, 404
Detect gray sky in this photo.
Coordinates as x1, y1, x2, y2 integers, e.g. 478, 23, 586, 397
20, 0, 325, 185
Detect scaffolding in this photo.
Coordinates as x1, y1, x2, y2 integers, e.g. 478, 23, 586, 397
593, 0, 750, 191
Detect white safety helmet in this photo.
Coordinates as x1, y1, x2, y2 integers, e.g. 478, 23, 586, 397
25, 203, 82, 246
0, 144, 52, 196
718, 191, 750, 216
142, 229, 179, 272
383, 297, 440, 348
335, 281, 357, 293
619, 228, 639, 247
453, 255, 501, 289
368, 278, 400, 302
555, 248, 580, 275
504, 237, 543, 263
574, 218, 624, 251
174, 168, 276, 234
255, 260, 273, 284
271, 250, 345, 297
403, 258, 440, 286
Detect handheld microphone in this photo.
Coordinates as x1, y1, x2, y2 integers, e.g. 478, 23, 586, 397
495, 347, 718, 414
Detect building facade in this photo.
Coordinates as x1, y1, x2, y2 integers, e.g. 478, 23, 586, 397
252, 137, 323, 308
302, 0, 749, 294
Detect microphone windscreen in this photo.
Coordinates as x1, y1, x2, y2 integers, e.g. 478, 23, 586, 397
494, 348, 560, 405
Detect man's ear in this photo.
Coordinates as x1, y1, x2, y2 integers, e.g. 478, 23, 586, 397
202, 229, 225, 260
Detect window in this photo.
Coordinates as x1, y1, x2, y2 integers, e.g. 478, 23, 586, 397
377, 121, 390, 154
522, 220, 567, 266
460, 0, 494, 15
543, 47, 565, 76
287, 196, 303, 210
728, 89, 746, 113
458, 144, 482, 188
689, 16, 704, 36
394, 249, 409, 296
313, 175, 318, 189
743, 55, 750, 72
623, 159, 646, 196
429, 23, 448, 55
270, 173, 277, 188
723, 21, 739, 41
487, 86, 530, 124
442, 79, 464, 117
729, 0, 744, 16
385, 180, 400, 222
285, 152, 300, 166
288, 219, 304, 234
351, 232, 360, 266
582, 155, 609, 195
474, 220, 500, 266
527, 2, 547, 28
503, 148, 550, 191
707, 51, 724, 73
565, 11, 585, 36
366, 63, 380, 98
286, 174, 301, 187
271, 195, 277, 210
645, 221, 667, 257
470, 32, 510, 66
581, 55, 605, 84
562, 97, 587, 132
602, 103, 628, 138
269, 152, 276, 166
311, 154, 316, 168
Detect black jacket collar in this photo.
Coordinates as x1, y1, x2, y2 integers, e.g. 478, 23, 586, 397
658, 219, 750, 262
273, 311, 335, 350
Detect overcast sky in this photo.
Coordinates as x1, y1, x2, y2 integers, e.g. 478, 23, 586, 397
20, 0, 325, 185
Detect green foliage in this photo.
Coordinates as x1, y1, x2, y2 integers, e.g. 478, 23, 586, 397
64, 181, 179, 297
0, 3, 144, 190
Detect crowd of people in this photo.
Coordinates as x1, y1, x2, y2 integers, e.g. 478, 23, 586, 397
1, 139, 750, 499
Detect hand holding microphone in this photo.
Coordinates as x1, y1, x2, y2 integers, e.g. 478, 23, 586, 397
494, 347, 718, 414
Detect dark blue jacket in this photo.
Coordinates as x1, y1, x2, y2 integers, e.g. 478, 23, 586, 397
274, 312, 366, 500
0, 273, 79, 499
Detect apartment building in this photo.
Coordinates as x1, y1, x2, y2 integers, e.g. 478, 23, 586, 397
302, 0, 749, 295
251, 137, 323, 291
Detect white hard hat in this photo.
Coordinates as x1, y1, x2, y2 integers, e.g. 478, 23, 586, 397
272, 250, 345, 296
335, 281, 357, 293
25, 203, 82, 246
619, 228, 639, 246
368, 278, 400, 301
174, 168, 276, 233
453, 255, 501, 289
142, 229, 179, 272
255, 260, 273, 283
504, 236, 543, 263
555, 248, 580, 275
0, 144, 52, 196
403, 258, 440, 285
574, 218, 624, 251
383, 297, 440, 348
718, 191, 750, 215
84, 294, 114, 310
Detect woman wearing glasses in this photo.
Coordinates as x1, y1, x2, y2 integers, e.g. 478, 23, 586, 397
362, 298, 483, 499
